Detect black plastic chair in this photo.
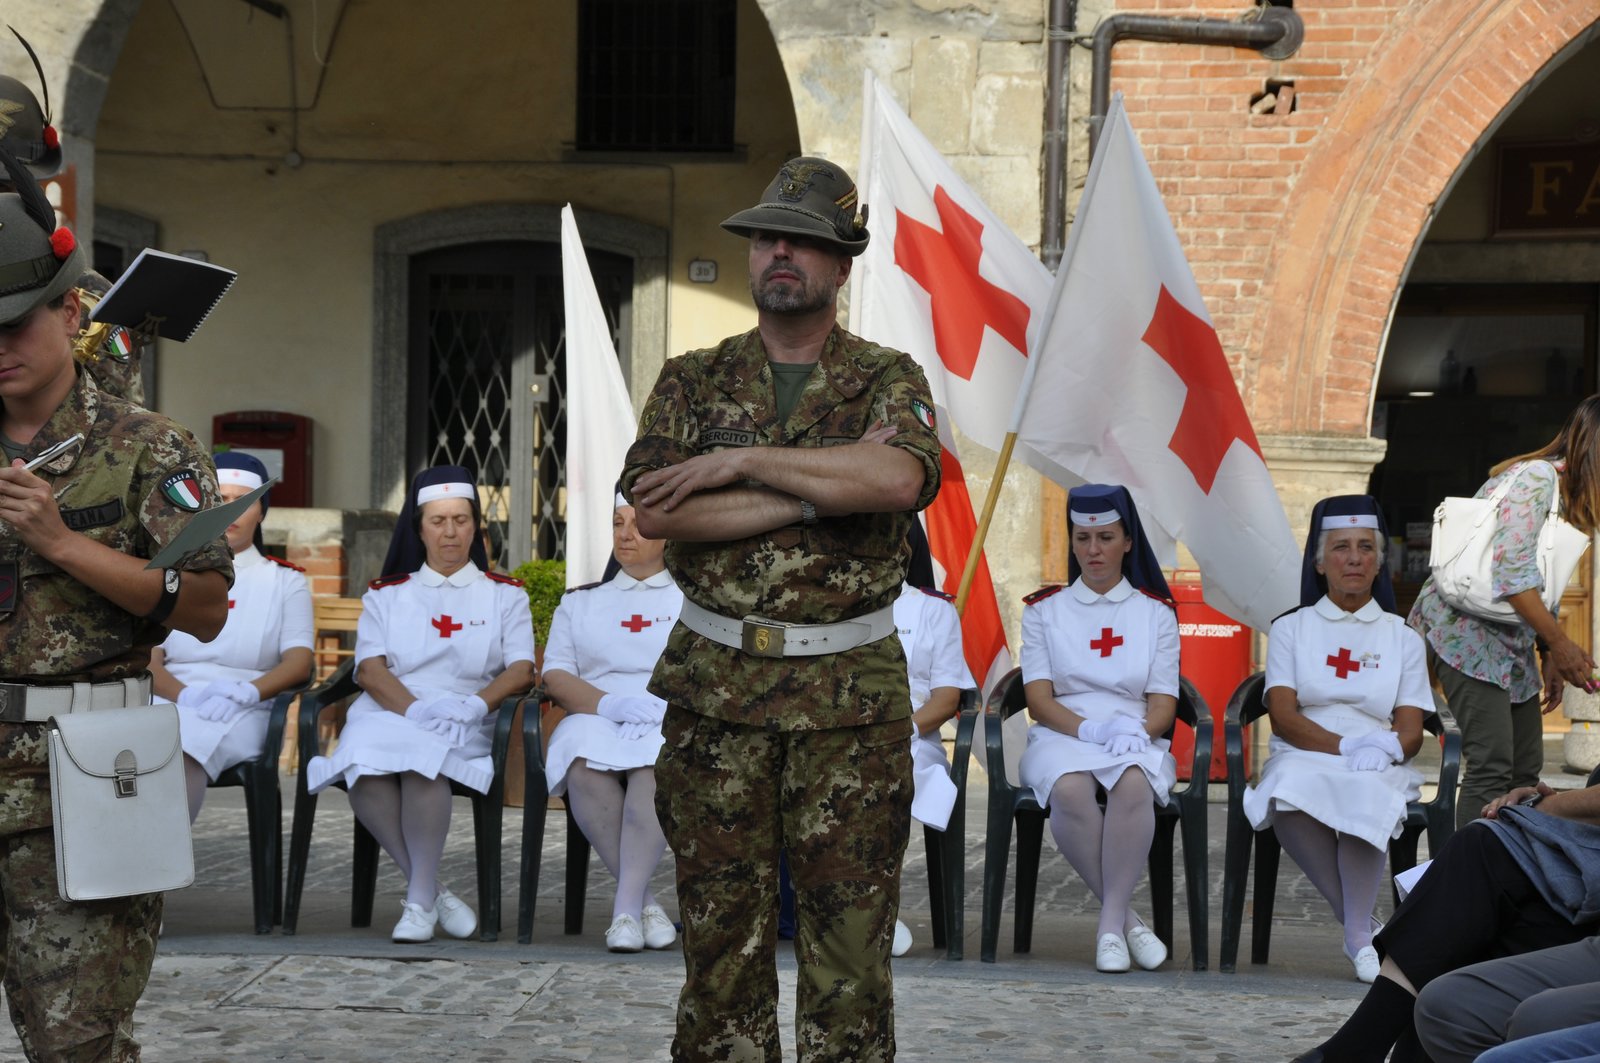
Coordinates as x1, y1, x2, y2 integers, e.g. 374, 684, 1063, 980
281, 661, 522, 941
1218, 670, 1461, 972
519, 690, 980, 958
203, 683, 304, 934
979, 667, 1211, 968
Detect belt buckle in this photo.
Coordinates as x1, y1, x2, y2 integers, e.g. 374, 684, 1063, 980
741, 617, 787, 659
0, 684, 25, 724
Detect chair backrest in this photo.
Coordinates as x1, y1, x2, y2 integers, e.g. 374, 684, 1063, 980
312, 597, 365, 678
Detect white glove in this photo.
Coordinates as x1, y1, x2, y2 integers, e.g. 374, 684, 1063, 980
616, 720, 658, 742
196, 695, 249, 724
420, 716, 474, 747
1344, 746, 1390, 772
1105, 730, 1151, 757
597, 693, 667, 725
430, 695, 487, 724
1077, 714, 1144, 746
214, 680, 262, 706
1339, 731, 1404, 764
405, 695, 455, 725
176, 683, 212, 709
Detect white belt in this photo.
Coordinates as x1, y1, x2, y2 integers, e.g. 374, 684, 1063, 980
678, 599, 897, 658
0, 677, 152, 723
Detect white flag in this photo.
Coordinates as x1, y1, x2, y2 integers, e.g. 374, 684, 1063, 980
561, 204, 635, 588
852, 72, 1022, 693
1010, 95, 1299, 631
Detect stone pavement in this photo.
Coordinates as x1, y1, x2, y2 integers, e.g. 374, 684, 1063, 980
0, 737, 1589, 1062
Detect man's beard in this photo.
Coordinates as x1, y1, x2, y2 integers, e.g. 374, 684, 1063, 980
751, 267, 833, 315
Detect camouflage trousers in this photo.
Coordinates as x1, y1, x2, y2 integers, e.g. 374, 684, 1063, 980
655, 705, 912, 1063
0, 724, 161, 1062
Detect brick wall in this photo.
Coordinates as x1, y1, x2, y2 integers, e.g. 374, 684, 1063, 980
1104, 0, 1599, 436
286, 542, 348, 599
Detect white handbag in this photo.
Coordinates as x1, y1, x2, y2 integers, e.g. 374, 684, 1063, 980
47, 704, 195, 902
1429, 460, 1592, 625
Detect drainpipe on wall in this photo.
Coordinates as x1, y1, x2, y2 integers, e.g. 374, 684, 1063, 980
1041, 0, 1078, 271
1041, 4, 1305, 264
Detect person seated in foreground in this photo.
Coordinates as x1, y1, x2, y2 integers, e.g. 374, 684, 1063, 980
542, 493, 683, 952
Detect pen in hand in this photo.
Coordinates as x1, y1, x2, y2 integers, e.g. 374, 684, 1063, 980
19, 433, 84, 473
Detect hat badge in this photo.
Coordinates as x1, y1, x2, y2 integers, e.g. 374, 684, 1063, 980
777, 160, 832, 203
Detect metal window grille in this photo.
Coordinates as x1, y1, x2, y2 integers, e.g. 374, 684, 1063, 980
577, 0, 737, 153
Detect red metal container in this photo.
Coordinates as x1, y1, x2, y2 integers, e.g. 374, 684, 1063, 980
1169, 572, 1253, 781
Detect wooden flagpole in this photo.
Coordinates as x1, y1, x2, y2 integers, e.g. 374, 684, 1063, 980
954, 430, 1019, 615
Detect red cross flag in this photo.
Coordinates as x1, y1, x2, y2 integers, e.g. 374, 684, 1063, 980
1009, 94, 1299, 631
562, 204, 637, 588
851, 72, 1032, 695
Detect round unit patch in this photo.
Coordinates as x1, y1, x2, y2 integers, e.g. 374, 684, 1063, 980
910, 398, 937, 431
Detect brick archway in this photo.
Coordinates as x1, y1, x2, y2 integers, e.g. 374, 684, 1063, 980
1251, 0, 1600, 437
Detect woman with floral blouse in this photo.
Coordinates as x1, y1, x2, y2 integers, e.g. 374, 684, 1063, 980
1409, 396, 1600, 826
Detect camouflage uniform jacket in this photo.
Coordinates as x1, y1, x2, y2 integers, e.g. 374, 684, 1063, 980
0, 367, 233, 682
622, 325, 941, 731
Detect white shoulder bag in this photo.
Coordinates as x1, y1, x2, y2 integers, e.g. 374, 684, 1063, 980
47, 704, 195, 901
1428, 460, 1592, 625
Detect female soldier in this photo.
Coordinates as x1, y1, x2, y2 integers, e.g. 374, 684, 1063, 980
306, 466, 535, 943
151, 450, 313, 821
0, 148, 231, 1057
1018, 483, 1178, 973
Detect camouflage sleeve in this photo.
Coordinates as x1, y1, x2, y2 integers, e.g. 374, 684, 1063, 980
134, 422, 234, 584
872, 352, 942, 512
620, 355, 700, 502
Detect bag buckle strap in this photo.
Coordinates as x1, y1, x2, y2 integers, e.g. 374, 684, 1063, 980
741, 618, 788, 658
114, 750, 138, 798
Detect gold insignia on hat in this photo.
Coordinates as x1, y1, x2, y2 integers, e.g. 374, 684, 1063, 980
0, 99, 20, 133
777, 160, 833, 202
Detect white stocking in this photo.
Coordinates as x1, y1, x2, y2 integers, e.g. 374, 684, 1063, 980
1048, 772, 1153, 938
1097, 769, 1156, 939
347, 775, 413, 886
1336, 835, 1386, 956
613, 768, 667, 918
567, 762, 663, 919
1272, 810, 1345, 916
184, 755, 209, 824
398, 772, 453, 908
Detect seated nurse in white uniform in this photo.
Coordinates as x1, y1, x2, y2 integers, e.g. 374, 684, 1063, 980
1243, 494, 1431, 984
1018, 484, 1179, 974
543, 493, 682, 953
305, 465, 536, 944
150, 451, 313, 822
890, 519, 975, 957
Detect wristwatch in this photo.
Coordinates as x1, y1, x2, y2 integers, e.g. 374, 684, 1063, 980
146, 568, 181, 625
798, 499, 818, 526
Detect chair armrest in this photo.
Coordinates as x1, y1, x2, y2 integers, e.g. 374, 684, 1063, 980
949, 688, 980, 791
295, 660, 358, 770
264, 679, 310, 767
487, 686, 528, 774
1223, 672, 1265, 802
521, 686, 550, 800
1424, 708, 1462, 817
983, 668, 1024, 803
1169, 677, 1212, 801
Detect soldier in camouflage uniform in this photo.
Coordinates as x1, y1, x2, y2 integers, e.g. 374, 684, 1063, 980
0, 146, 233, 1061
623, 157, 941, 1062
